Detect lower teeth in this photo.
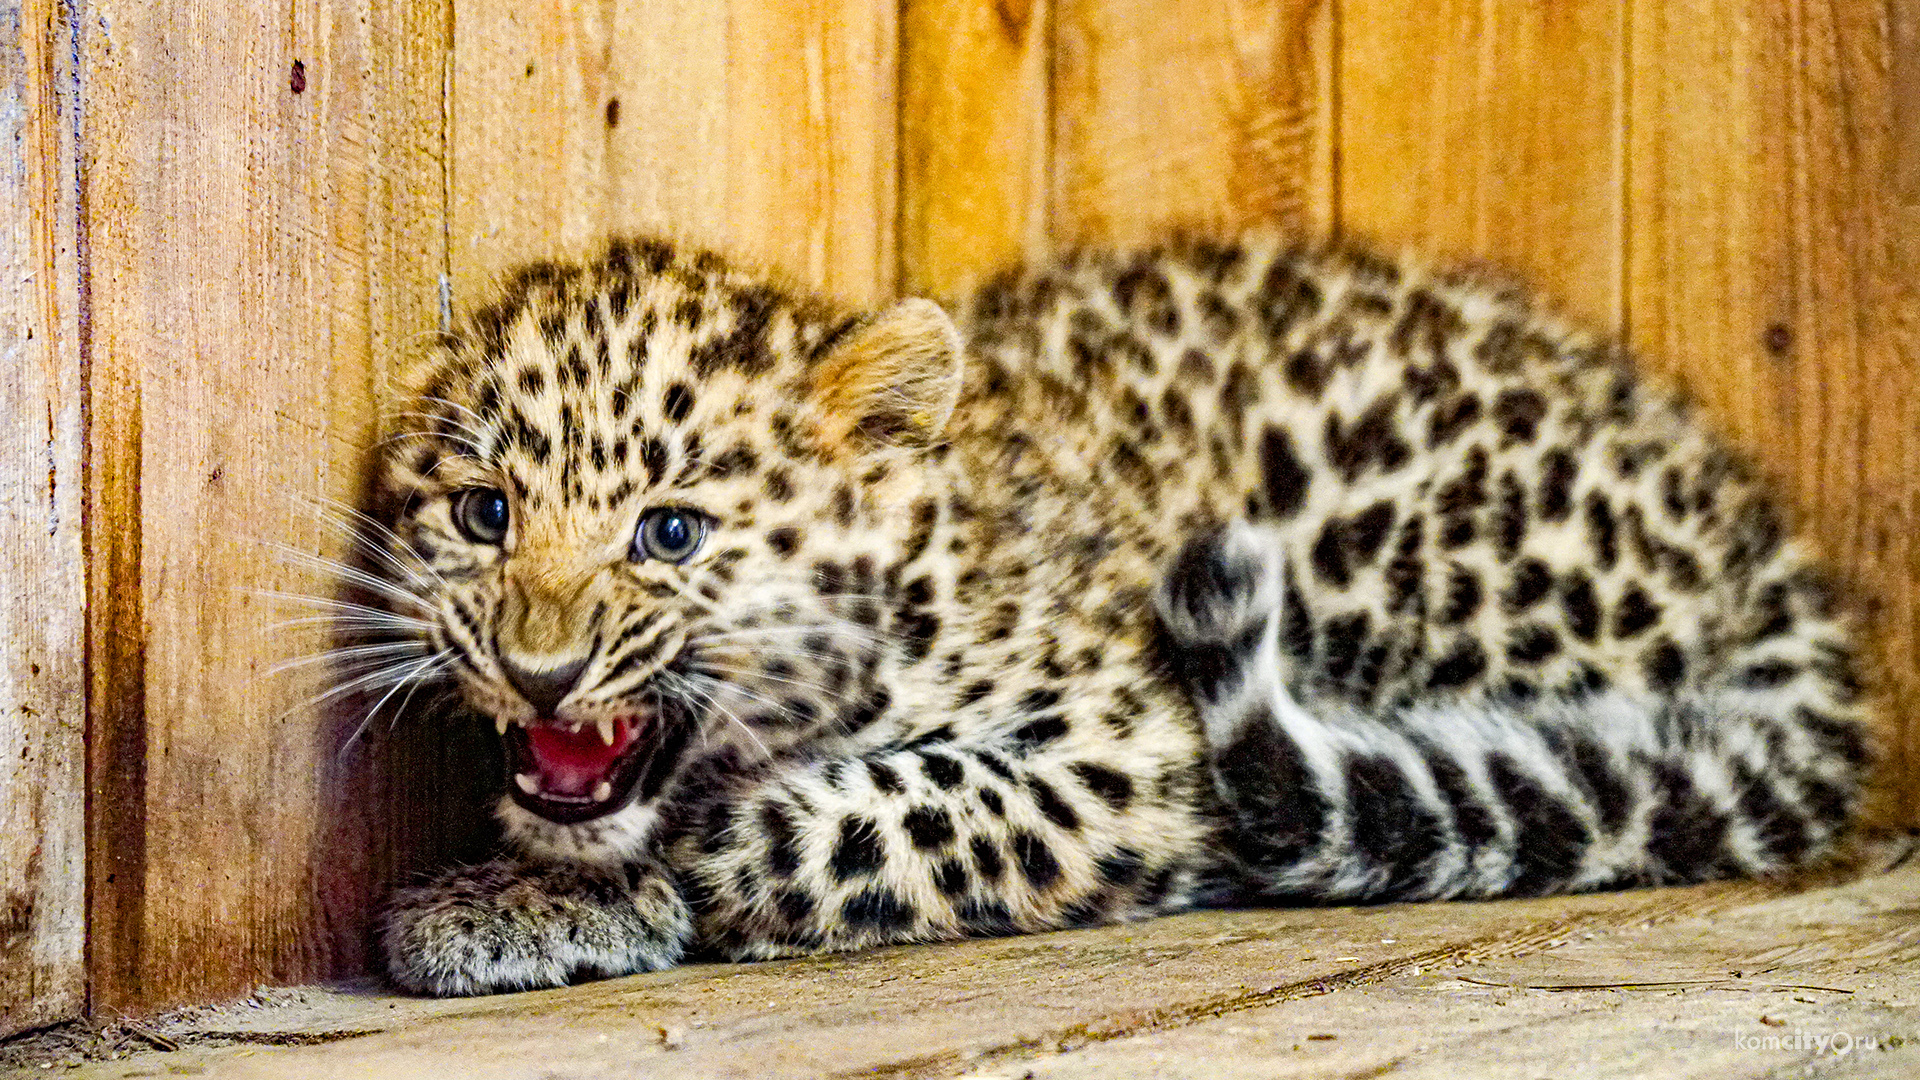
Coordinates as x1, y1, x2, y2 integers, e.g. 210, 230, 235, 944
513, 772, 616, 805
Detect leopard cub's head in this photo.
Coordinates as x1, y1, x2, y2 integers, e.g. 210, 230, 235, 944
369, 239, 962, 858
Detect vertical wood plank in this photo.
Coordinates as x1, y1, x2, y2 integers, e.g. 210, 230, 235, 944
0, 0, 86, 1036
898, 0, 1052, 298
1628, 0, 1920, 821
1893, 0, 1920, 825
598, 1, 730, 245
724, 0, 898, 304
1051, 0, 1335, 248
1624, 0, 1782, 438
314, 0, 502, 991
82, 0, 456, 1010
447, 0, 611, 300
1340, 0, 1625, 328
453, 0, 899, 307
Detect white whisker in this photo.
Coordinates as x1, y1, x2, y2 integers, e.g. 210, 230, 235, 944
690, 592, 897, 619
652, 673, 713, 752
250, 591, 435, 630
657, 669, 723, 734
679, 672, 771, 758
420, 395, 491, 430
660, 566, 727, 618
268, 615, 434, 638
336, 650, 459, 758
691, 621, 884, 638
280, 648, 453, 722
254, 543, 435, 613
690, 645, 854, 670
677, 670, 813, 727
392, 405, 494, 447
286, 492, 449, 594
378, 425, 485, 457
691, 625, 891, 650
264, 640, 430, 678
692, 629, 898, 666
686, 660, 832, 694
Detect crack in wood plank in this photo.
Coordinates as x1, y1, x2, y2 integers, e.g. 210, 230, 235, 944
840, 889, 1768, 1080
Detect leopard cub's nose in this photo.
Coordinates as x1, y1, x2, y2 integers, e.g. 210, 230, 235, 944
499, 654, 589, 717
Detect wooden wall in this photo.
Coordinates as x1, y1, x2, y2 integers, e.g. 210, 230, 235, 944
2, 0, 1915, 1028
2, 0, 86, 1034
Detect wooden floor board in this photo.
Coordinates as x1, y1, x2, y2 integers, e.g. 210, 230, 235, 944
15, 862, 1920, 1078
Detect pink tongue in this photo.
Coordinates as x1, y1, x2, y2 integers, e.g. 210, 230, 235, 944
526, 720, 638, 797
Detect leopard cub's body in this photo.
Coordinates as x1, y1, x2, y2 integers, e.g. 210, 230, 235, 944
370, 235, 1870, 995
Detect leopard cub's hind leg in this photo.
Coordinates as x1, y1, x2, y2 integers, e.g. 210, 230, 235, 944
1156, 522, 1522, 903
1154, 520, 1288, 743
1154, 521, 1371, 898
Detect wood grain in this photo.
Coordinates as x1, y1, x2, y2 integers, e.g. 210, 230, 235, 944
446, 0, 612, 301
0, 0, 87, 1037
1051, 0, 1335, 247
454, 0, 898, 307
79, 0, 461, 1011
1340, 0, 1625, 329
724, 0, 898, 304
898, 0, 1052, 298
52, 867, 1920, 1079
68, 0, 910, 1018
598, 1, 731, 248
12, 0, 1914, 1026
1627, 0, 1920, 820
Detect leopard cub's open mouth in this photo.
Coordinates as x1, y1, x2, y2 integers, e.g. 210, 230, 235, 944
498, 713, 651, 824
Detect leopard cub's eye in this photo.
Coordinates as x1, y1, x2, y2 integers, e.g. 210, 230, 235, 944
453, 487, 510, 544
633, 507, 707, 564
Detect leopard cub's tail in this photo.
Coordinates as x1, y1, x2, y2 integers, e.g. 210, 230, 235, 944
1155, 522, 1871, 903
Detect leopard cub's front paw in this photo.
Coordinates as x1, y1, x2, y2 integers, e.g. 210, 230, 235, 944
381, 858, 690, 997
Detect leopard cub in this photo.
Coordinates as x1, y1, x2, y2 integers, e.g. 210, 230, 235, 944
366, 235, 1870, 995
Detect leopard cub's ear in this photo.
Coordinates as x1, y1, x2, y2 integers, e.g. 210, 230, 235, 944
809, 298, 964, 452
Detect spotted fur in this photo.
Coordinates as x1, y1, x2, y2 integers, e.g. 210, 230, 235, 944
369, 235, 1871, 996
